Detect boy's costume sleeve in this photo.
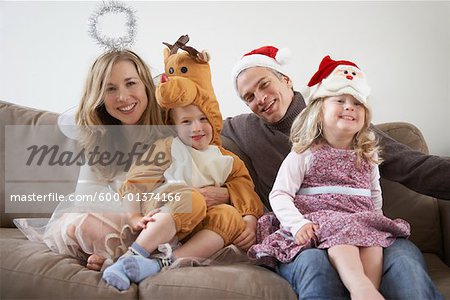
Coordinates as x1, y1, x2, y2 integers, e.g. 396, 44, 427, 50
220, 147, 264, 219
119, 136, 173, 197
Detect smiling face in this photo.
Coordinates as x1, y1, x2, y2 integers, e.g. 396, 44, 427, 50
103, 59, 148, 125
321, 94, 366, 147
236, 67, 294, 124
171, 104, 213, 151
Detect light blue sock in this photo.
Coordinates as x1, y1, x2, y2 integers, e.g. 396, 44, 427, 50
122, 255, 162, 283
102, 242, 149, 290
102, 257, 130, 291
122, 242, 175, 283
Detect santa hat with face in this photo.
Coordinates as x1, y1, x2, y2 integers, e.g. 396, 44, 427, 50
303, 55, 371, 105
231, 46, 291, 96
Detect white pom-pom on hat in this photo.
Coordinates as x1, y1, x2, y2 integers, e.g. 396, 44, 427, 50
275, 47, 291, 65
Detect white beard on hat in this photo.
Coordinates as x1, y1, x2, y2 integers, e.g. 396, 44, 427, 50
307, 65, 371, 105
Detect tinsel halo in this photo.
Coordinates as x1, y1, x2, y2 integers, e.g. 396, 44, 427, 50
87, 1, 137, 51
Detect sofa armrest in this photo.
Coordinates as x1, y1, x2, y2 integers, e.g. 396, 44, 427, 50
439, 199, 450, 266
439, 156, 450, 266
375, 122, 429, 154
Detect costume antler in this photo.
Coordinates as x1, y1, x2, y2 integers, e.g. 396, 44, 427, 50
162, 34, 204, 61
162, 34, 190, 55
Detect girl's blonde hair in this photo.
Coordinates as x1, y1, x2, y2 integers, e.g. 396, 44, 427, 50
75, 50, 165, 178
290, 97, 382, 165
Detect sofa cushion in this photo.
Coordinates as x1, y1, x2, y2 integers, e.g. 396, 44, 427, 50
139, 263, 296, 299
1, 228, 296, 299
423, 253, 450, 297
0, 228, 137, 299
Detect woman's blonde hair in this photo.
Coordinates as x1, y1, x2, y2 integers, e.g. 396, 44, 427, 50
290, 97, 381, 165
76, 50, 163, 127
75, 50, 165, 178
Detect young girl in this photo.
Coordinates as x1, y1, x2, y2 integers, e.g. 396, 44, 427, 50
102, 48, 263, 290
248, 56, 410, 300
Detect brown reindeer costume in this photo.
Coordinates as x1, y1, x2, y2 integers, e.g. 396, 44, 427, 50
120, 35, 263, 245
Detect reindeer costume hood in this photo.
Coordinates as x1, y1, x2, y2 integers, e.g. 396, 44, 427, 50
156, 35, 223, 146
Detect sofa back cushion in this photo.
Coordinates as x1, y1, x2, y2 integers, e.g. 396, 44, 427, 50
0, 100, 79, 227
376, 122, 442, 256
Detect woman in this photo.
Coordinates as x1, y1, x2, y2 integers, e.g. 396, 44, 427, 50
43, 50, 165, 270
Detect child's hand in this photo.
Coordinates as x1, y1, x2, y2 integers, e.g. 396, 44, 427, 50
295, 223, 318, 246
197, 186, 230, 208
233, 215, 257, 251
129, 209, 160, 231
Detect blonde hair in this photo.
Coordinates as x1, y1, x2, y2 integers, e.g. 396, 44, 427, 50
76, 50, 163, 127
290, 97, 382, 165
75, 50, 164, 178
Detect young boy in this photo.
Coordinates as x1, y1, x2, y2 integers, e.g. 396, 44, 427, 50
102, 100, 263, 290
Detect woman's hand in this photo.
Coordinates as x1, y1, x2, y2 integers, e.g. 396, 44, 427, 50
233, 215, 257, 251
129, 209, 160, 231
197, 186, 230, 208
294, 223, 318, 246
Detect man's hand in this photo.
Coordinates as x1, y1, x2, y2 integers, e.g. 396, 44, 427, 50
128, 209, 160, 231
233, 215, 257, 251
197, 186, 230, 208
294, 223, 318, 246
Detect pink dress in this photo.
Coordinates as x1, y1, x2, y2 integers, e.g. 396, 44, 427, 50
248, 144, 410, 267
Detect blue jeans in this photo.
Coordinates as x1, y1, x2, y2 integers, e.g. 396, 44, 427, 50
277, 239, 443, 300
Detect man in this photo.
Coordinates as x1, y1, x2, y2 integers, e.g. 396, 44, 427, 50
222, 46, 448, 299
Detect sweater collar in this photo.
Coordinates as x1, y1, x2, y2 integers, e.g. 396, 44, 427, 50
266, 91, 306, 133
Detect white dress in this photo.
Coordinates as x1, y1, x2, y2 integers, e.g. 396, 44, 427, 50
17, 107, 138, 262
42, 165, 138, 262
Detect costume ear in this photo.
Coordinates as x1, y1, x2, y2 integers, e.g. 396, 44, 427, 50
163, 48, 170, 62
197, 50, 210, 63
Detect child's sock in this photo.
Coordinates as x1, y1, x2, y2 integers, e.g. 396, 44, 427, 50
123, 244, 174, 283
102, 242, 147, 290
102, 257, 131, 291
122, 256, 162, 283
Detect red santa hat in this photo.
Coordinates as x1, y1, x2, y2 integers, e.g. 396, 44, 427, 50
231, 46, 291, 97
303, 55, 371, 105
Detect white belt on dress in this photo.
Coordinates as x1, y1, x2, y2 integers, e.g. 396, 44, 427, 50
296, 186, 371, 197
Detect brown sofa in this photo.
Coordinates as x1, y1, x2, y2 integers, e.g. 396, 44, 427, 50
1, 99, 449, 299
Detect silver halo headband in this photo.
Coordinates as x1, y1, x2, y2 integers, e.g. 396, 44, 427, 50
87, 1, 137, 51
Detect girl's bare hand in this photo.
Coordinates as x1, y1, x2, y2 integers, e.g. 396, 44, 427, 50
294, 223, 318, 245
